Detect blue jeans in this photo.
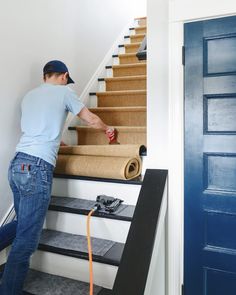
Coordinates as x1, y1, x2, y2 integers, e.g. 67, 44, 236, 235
0, 152, 54, 295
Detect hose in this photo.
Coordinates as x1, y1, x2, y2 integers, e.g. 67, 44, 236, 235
87, 208, 97, 295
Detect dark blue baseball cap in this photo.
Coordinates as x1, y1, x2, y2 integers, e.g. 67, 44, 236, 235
43, 60, 74, 84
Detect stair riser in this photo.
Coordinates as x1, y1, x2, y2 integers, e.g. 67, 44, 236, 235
113, 65, 146, 77
97, 94, 146, 107
90, 110, 146, 126
52, 178, 141, 205
119, 55, 145, 64
44, 211, 131, 243
31, 251, 117, 289
138, 19, 147, 26
98, 80, 106, 92
106, 78, 146, 91
130, 35, 145, 43
135, 27, 146, 34
125, 44, 141, 53
76, 129, 147, 145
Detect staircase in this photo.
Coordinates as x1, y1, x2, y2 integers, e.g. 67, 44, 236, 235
70, 18, 147, 147
0, 17, 147, 294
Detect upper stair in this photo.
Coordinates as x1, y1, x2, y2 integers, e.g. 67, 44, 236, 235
65, 16, 147, 154
95, 90, 146, 107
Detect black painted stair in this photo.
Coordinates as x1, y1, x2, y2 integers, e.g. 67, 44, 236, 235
38, 228, 124, 267
0, 264, 110, 295
53, 171, 143, 185
49, 196, 135, 222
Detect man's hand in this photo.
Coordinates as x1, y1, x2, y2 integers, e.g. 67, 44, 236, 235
105, 127, 119, 144
60, 141, 67, 146
77, 107, 119, 144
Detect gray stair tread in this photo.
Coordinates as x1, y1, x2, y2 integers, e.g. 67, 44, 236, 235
1, 264, 110, 295
39, 229, 115, 257
38, 228, 124, 266
23, 269, 102, 295
49, 196, 135, 222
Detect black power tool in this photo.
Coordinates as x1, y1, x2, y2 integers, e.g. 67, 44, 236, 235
95, 195, 124, 213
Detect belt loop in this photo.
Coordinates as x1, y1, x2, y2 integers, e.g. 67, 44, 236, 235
36, 157, 41, 165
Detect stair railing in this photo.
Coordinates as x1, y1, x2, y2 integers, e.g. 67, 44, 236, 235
99, 169, 168, 295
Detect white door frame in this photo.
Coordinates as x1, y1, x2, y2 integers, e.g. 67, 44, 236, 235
168, 20, 184, 295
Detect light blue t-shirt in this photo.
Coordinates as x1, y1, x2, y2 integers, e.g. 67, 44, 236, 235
15, 83, 85, 167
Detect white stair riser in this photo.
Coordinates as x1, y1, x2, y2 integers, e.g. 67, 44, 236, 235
98, 80, 106, 92
106, 68, 113, 78
62, 129, 78, 145
118, 47, 125, 54
44, 211, 131, 243
134, 20, 139, 27
52, 178, 141, 206
30, 250, 116, 289
112, 57, 119, 65
124, 37, 130, 44
88, 95, 98, 108
129, 29, 136, 36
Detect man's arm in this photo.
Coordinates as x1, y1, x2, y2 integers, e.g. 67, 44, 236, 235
77, 106, 108, 131
77, 106, 118, 143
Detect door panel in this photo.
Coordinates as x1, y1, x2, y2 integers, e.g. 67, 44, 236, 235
185, 16, 236, 295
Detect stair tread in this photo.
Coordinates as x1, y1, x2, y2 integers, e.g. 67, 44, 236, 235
53, 173, 143, 185
89, 106, 146, 112
105, 75, 146, 81
1, 265, 111, 295
0, 265, 104, 295
69, 126, 146, 130
37, 228, 124, 266
49, 196, 135, 222
95, 90, 146, 96
130, 33, 146, 38
135, 25, 147, 29
112, 63, 146, 69
124, 42, 142, 46
135, 16, 147, 20
130, 25, 146, 30
118, 52, 144, 57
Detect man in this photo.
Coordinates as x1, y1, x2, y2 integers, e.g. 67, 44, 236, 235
0, 60, 116, 294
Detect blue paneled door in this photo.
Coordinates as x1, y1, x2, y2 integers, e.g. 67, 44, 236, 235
184, 16, 236, 295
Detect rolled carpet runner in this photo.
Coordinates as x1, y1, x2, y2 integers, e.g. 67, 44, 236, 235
54, 144, 146, 180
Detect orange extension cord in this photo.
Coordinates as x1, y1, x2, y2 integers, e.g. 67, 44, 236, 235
87, 209, 96, 295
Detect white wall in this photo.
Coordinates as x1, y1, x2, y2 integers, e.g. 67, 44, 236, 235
146, 0, 169, 169
0, 0, 146, 222
170, 0, 236, 21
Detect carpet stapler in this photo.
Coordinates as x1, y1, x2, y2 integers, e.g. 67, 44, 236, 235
95, 194, 124, 213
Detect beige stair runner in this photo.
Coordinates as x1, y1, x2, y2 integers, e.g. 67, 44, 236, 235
97, 90, 146, 107
55, 145, 144, 180
134, 26, 146, 35
118, 53, 145, 64
112, 63, 146, 77
89, 106, 146, 126
129, 33, 146, 43
124, 43, 142, 53
56, 17, 147, 180
105, 75, 146, 91
74, 126, 146, 145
